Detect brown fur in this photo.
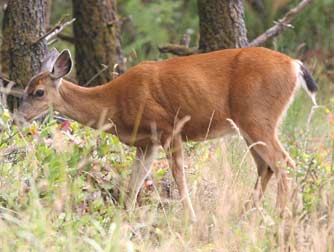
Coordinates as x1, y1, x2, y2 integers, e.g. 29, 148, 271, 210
25, 72, 50, 95
18, 47, 304, 221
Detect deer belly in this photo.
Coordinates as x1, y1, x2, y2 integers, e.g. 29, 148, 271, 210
181, 117, 233, 141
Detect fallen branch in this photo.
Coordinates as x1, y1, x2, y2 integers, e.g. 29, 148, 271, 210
34, 17, 76, 44
249, 0, 313, 47
158, 44, 199, 56
0, 86, 23, 97
0, 74, 13, 85
47, 39, 58, 46
0, 77, 23, 99
0, 75, 24, 98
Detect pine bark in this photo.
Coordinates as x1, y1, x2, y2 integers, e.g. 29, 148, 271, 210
1, 0, 48, 86
1, 0, 48, 109
198, 0, 248, 51
72, 0, 125, 86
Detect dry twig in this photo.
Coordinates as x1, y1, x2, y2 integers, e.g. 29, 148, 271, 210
84, 64, 109, 87
0, 75, 22, 97
249, 0, 313, 47
34, 17, 76, 44
0, 86, 23, 97
0, 74, 13, 85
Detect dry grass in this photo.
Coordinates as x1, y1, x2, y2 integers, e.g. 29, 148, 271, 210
129, 136, 334, 252
1, 120, 334, 251
1, 63, 333, 251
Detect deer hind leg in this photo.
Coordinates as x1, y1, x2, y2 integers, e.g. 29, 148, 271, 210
126, 145, 156, 211
246, 140, 274, 205
165, 134, 196, 222
245, 133, 295, 213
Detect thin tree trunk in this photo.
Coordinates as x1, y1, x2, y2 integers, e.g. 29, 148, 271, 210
198, 0, 248, 51
1, 0, 48, 109
72, 0, 125, 86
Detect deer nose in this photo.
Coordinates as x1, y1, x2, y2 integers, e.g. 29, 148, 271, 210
13, 110, 28, 126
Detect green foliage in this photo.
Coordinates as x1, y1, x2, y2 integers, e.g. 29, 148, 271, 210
0, 113, 136, 251
117, 0, 333, 65
276, 0, 333, 53
245, 0, 333, 53
50, 0, 72, 25
119, 0, 198, 63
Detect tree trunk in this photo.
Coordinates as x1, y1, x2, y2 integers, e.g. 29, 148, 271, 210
72, 0, 125, 86
198, 0, 248, 51
1, 0, 48, 85
1, 0, 48, 110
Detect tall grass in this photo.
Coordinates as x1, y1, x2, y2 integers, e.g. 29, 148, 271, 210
1, 61, 333, 251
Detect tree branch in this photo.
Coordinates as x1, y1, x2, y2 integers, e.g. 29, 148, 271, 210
0, 74, 13, 85
34, 17, 76, 44
84, 64, 109, 87
0, 76, 23, 97
249, 0, 313, 47
0, 86, 23, 97
158, 44, 199, 56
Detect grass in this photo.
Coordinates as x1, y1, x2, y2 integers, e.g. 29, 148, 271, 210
1, 62, 334, 251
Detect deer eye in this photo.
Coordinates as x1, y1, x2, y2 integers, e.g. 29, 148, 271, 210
34, 89, 45, 97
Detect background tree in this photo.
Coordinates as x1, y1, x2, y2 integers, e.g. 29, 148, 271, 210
197, 0, 248, 51
1, 0, 48, 87
1, 0, 48, 109
72, 0, 125, 86
159, 0, 248, 54
159, 0, 313, 56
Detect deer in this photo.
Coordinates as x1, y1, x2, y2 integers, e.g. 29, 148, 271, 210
16, 47, 317, 222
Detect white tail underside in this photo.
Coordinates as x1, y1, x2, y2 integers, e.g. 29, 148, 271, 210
293, 60, 318, 106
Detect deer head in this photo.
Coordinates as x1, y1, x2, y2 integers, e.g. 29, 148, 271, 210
17, 49, 72, 121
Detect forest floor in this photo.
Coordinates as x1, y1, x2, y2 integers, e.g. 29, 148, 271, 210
1, 60, 334, 251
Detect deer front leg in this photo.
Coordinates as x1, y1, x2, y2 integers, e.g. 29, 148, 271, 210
126, 145, 156, 211
165, 134, 196, 222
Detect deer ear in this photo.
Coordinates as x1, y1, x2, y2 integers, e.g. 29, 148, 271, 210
51, 49, 73, 79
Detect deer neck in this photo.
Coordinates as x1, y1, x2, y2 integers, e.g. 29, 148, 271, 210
55, 79, 117, 130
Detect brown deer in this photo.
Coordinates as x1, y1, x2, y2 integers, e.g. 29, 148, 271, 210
17, 47, 317, 222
